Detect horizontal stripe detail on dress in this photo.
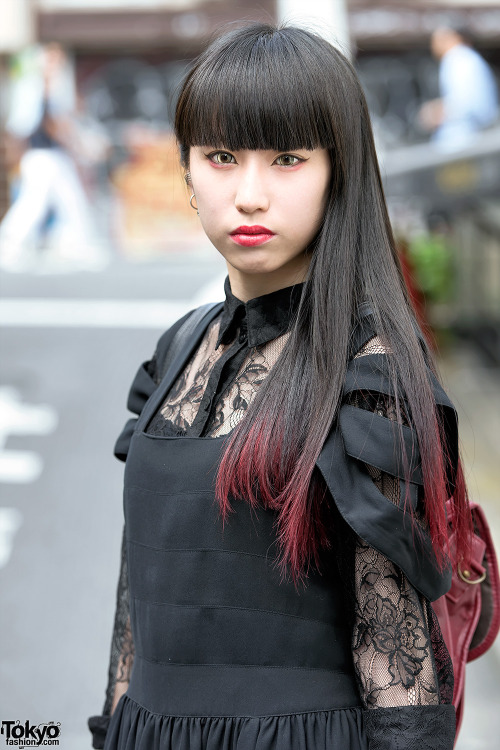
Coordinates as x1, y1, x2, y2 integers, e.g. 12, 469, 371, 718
126, 541, 343, 625
130, 596, 352, 672
124, 656, 362, 718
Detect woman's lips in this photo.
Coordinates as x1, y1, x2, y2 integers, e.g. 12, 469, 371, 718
229, 225, 276, 247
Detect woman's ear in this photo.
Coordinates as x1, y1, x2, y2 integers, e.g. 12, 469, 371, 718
184, 171, 192, 187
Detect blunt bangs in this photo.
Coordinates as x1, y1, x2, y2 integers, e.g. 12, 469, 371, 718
174, 24, 341, 154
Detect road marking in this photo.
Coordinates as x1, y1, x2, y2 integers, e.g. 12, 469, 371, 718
0, 451, 44, 484
0, 508, 23, 569
0, 387, 58, 484
0, 299, 192, 328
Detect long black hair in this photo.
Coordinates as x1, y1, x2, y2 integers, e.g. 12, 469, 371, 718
174, 22, 471, 586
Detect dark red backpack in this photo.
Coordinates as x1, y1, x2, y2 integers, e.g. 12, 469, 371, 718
432, 500, 500, 742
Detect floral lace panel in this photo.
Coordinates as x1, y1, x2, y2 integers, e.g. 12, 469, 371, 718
427, 600, 454, 705
148, 318, 230, 436
103, 525, 135, 717
353, 538, 440, 709
206, 331, 291, 437
354, 334, 390, 358
147, 314, 291, 438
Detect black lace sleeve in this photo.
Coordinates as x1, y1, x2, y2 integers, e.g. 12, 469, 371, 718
348, 338, 456, 749
353, 537, 442, 708
88, 525, 134, 748
353, 545, 456, 748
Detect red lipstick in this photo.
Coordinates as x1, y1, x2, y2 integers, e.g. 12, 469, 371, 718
230, 225, 276, 247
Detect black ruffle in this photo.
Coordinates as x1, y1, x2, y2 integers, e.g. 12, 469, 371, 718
113, 309, 198, 462
316, 353, 458, 602
114, 361, 157, 461
340, 403, 423, 485
102, 694, 368, 750
343, 354, 459, 496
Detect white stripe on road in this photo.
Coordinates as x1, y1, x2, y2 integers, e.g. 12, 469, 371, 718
0, 451, 44, 484
0, 387, 58, 438
0, 508, 23, 569
0, 299, 192, 328
0, 387, 58, 484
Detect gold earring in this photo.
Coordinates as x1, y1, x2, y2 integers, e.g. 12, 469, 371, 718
189, 193, 199, 215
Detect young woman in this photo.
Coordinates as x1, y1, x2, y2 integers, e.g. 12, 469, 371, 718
88, 22, 471, 750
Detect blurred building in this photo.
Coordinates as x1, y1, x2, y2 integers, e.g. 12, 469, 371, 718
1, 1, 500, 256
10, 2, 499, 150
351, 2, 500, 149
22, 1, 279, 257
0, 1, 34, 223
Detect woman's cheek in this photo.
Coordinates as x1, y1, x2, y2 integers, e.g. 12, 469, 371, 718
198, 192, 221, 224
198, 213, 223, 249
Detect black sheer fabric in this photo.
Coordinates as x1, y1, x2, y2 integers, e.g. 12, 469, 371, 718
88, 528, 134, 747
88, 278, 455, 749
347, 342, 453, 717
353, 538, 441, 708
363, 705, 456, 750
103, 525, 134, 717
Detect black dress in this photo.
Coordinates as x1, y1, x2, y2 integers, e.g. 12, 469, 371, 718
89, 277, 457, 750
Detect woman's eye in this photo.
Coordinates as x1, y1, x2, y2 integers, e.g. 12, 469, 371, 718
206, 151, 302, 166
275, 154, 301, 167
210, 152, 235, 164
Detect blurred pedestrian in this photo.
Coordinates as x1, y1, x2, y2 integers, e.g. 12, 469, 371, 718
0, 44, 104, 271
89, 22, 472, 750
419, 26, 498, 150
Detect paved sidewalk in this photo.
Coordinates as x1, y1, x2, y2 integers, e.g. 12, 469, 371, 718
438, 340, 500, 570
437, 338, 500, 749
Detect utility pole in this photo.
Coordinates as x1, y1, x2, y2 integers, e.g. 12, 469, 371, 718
276, 0, 351, 58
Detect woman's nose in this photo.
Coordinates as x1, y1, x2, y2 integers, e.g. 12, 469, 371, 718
234, 165, 270, 213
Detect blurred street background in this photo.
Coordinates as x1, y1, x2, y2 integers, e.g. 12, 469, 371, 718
1, 1, 499, 749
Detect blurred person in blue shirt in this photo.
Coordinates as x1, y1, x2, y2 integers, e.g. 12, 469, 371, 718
419, 25, 499, 150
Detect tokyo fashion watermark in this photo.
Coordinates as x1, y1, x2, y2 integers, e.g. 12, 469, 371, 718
1, 721, 61, 747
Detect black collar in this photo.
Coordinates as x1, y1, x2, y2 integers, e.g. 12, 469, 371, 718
215, 275, 305, 349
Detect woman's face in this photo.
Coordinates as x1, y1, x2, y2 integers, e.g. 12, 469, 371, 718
187, 146, 331, 296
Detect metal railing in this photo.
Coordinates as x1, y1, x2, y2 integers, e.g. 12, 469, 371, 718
381, 130, 500, 364
451, 205, 500, 363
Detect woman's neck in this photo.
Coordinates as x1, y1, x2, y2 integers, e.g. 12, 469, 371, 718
226, 259, 311, 303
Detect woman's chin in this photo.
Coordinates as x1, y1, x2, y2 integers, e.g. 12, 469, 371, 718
219, 248, 277, 275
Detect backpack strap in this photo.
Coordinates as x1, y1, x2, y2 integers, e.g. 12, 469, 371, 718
156, 302, 222, 383
348, 302, 376, 361
348, 302, 430, 362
